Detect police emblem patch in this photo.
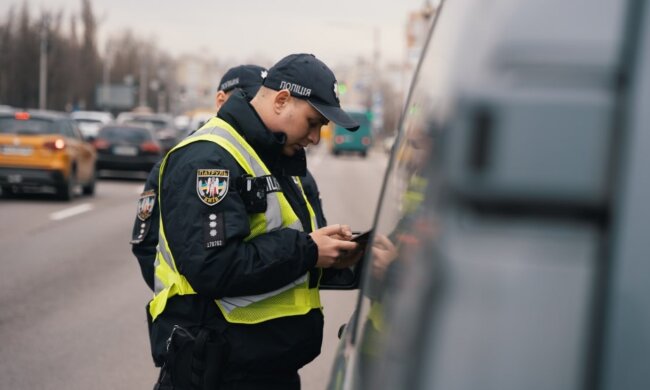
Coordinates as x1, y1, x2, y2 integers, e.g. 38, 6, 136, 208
137, 190, 156, 221
197, 169, 229, 206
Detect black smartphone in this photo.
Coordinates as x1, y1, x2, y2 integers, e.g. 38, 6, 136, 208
352, 230, 372, 244
351, 229, 373, 253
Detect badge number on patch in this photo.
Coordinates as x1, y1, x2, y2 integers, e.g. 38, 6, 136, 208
197, 169, 229, 206
137, 190, 156, 221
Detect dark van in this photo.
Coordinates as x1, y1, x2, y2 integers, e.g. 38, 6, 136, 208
331, 110, 372, 157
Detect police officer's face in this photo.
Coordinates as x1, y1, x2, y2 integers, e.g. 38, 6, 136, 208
279, 97, 328, 156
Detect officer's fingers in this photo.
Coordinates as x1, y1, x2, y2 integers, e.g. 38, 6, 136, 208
313, 225, 335, 237
317, 224, 344, 237
340, 224, 352, 239
337, 240, 358, 251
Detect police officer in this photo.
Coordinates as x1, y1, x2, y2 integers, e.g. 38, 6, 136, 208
145, 54, 361, 389
131, 64, 329, 291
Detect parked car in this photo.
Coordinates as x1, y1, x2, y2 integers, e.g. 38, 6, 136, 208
93, 124, 163, 173
331, 109, 372, 157
70, 110, 114, 140
0, 110, 97, 200
324, 1, 650, 389
117, 112, 179, 153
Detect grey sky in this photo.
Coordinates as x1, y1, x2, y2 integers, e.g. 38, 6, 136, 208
18, 0, 429, 67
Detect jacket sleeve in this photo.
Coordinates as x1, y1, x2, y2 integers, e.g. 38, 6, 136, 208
160, 141, 318, 299
130, 160, 162, 291
302, 169, 327, 228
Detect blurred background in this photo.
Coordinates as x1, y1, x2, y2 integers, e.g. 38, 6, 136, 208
0, 0, 438, 141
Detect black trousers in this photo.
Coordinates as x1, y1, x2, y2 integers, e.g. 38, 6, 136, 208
154, 367, 300, 390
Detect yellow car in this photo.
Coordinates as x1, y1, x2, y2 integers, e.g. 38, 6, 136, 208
0, 110, 97, 200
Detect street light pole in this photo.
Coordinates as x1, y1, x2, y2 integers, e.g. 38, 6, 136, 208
102, 42, 113, 111
38, 15, 49, 110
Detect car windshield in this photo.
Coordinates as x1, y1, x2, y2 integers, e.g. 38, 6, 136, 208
0, 117, 56, 135
99, 127, 153, 142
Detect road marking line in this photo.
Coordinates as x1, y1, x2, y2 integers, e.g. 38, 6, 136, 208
50, 203, 94, 221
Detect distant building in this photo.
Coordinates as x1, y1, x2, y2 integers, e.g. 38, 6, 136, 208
405, 1, 437, 85
173, 55, 225, 114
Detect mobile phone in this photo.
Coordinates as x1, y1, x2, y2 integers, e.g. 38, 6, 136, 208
352, 230, 372, 245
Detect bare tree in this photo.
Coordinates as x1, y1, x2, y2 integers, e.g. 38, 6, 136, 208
0, 0, 176, 112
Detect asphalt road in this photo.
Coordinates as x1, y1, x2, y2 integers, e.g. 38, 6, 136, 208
0, 143, 387, 389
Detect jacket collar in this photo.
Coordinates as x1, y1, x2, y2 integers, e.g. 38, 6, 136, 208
217, 90, 306, 176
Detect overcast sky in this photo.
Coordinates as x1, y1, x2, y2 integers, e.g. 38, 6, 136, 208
15, 0, 430, 68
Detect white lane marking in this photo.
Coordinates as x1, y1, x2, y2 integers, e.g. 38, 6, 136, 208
50, 203, 94, 221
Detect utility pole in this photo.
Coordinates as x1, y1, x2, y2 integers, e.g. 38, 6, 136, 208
102, 42, 113, 111
38, 15, 49, 110
138, 59, 148, 108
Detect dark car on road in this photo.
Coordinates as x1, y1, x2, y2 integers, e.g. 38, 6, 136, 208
93, 125, 163, 173
323, 1, 650, 390
117, 112, 180, 153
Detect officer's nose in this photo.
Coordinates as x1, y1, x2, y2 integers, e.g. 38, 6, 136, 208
308, 128, 321, 145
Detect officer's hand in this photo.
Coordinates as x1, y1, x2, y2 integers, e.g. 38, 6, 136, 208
310, 224, 357, 268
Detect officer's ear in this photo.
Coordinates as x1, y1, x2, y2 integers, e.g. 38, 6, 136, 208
215, 90, 228, 111
272, 89, 291, 114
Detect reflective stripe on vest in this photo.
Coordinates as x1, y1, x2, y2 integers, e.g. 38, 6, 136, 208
149, 117, 321, 324
293, 176, 319, 229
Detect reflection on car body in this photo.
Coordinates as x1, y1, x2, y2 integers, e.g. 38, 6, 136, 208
0, 109, 97, 200
325, 0, 650, 389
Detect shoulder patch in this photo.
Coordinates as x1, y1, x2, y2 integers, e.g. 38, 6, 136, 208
196, 169, 229, 206
137, 189, 156, 221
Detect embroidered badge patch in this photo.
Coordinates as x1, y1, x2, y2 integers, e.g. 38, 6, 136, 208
137, 190, 156, 221
197, 169, 229, 206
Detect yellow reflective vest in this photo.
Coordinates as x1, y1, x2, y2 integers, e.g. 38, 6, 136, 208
149, 117, 321, 324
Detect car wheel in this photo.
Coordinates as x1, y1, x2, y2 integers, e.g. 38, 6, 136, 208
333, 149, 340, 156
360, 150, 367, 158
58, 171, 76, 201
82, 169, 97, 196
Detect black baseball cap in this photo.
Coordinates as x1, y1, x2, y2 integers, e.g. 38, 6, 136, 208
219, 64, 267, 97
263, 53, 360, 131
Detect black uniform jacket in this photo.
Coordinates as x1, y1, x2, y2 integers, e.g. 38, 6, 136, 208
146, 91, 325, 378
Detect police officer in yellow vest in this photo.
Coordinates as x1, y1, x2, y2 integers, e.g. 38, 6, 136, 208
132, 65, 329, 292
150, 54, 360, 390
